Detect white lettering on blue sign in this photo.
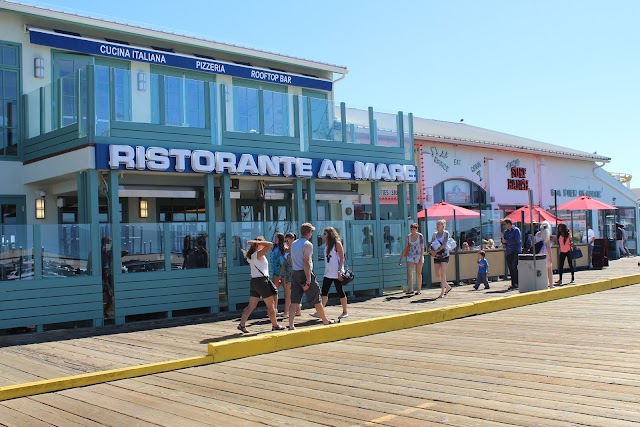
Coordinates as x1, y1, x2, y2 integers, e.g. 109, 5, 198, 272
106, 145, 416, 183
30, 29, 331, 91
195, 61, 226, 73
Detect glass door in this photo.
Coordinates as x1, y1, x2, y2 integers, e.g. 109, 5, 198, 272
1, 196, 26, 280
52, 53, 94, 130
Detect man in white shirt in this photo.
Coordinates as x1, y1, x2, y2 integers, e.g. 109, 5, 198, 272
584, 228, 595, 268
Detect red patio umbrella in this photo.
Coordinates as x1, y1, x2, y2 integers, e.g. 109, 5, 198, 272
417, 201, 481, 220
556, 196, 617, 211
505, 205, 564, 224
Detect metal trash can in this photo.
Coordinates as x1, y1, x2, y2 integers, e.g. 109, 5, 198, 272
518, 253, 548, 293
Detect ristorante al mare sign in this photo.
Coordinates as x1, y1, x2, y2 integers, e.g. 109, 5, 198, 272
96, 145, 417, 183
29, 28, 332, 91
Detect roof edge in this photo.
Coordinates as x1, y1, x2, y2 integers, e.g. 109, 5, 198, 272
2, 0, 349, 74
414, 134, 611, 163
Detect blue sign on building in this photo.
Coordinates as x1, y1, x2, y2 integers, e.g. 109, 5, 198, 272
29, 28, 333, 91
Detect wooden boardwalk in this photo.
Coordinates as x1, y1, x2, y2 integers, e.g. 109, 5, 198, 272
0, 256, 638, 391
1, 277, 639, 425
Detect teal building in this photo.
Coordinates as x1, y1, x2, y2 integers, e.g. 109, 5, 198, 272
0, 2, 417, 330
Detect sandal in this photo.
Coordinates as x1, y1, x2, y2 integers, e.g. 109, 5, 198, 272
272, 324, 286, 331
324, 319, 340, 325
237, 324, 249, 333
444, 287, 451, 296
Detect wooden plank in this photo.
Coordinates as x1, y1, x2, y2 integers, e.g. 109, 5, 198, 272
2, 397, 103, 427
29, 393, 157, 426
0, 404, 54, 426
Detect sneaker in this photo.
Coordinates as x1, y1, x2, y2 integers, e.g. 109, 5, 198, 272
287, 325, 296, 331
309, 312, 320, 319
338, 313, 349, 319
484, 285, 490, 290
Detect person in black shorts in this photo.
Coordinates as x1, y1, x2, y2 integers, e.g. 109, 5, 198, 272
237, 237, 285, 333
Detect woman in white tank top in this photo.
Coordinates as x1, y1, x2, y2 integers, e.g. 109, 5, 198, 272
237, 236, 285, 333
310, 227, 349, 320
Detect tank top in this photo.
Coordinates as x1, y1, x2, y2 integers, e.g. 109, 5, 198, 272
248, 252, 269, 278
324, 245, 343, 279
291, 238, 313, 271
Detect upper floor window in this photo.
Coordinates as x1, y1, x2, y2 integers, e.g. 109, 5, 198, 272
231, 79, 290, 137
151, 70, 210, 129
0, 43, 20, 157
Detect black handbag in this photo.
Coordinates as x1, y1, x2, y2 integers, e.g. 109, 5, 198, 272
340, 266, 355, 285
570, 247, 583, 259
533, 240, 543, 254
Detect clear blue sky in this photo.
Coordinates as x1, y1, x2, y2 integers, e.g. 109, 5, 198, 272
22, 0, 640, 187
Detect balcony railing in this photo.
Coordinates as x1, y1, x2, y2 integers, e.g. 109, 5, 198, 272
24, 65, 413, 157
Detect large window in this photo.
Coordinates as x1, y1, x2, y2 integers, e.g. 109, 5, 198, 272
434, 179, 486, 205
158, 198, 206, 222
95, 63, 131, 136
0, 42, 20, 157
151, 70, 209, 128
232, 79, 289, 136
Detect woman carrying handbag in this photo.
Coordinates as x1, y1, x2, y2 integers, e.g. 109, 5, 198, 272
556, 223, 575, 285
311, 227, 349, 320
237, 237, 286, 333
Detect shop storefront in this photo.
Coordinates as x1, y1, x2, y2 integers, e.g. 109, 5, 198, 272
410, 118, 638, 283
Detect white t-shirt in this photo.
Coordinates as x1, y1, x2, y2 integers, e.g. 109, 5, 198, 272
582, 228, 596, 246
248, 252, 269, 278
324, 246, 344, 279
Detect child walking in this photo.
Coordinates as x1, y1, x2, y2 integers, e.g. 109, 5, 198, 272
473, 250, 490, 290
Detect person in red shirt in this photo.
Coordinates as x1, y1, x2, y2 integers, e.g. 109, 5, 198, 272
556, 223, 575, 285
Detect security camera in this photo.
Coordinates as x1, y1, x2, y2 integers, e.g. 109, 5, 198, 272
39, 191, 46, 198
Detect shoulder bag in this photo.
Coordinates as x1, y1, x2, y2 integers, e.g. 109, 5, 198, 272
340, 265, 355, 286
249, 259, 277, 291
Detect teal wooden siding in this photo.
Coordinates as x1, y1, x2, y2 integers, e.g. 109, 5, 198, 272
308, 140, 407, 163
113, 269, 218, 322
108, 122, 212, 146
0, 276, 103, 330
222, 133, 300, 156
22, 124, 83, 162
226, 267, 249, 309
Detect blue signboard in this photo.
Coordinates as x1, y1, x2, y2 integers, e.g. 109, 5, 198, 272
95, 144, 417, 183
29, 29, 333, 91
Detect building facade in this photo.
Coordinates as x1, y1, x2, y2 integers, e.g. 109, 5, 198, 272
0, 1, 417, 330
412, 118, 638, 255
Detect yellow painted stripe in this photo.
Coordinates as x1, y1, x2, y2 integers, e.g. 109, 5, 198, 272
2, 274, 639, 402
0, 355, 212, 402
208, 275, 640, 363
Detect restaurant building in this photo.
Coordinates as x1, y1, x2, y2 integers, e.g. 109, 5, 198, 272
0, 1, 417, 330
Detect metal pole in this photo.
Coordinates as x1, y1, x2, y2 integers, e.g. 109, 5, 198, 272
529, 189, 536, 274
554, 190, 559, 230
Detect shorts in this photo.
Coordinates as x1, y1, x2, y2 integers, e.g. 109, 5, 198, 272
407, 254, 424, 264
249, 277, 277, 299
434, 256, 450, 264
291, 270, 321, 306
